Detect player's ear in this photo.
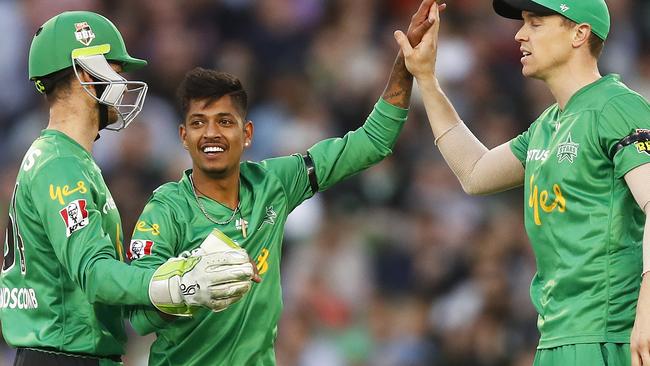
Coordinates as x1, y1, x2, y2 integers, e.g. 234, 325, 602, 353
76, 69, 94, 83
244, 120, 253, 148
572, 23, 591, 49
72, 69, 99, 98
179, 123, 188, 150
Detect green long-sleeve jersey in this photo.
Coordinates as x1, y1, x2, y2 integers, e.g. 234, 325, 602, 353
0, 130, 154, 361
128, 99, 407, 366
509, 75, 650, 348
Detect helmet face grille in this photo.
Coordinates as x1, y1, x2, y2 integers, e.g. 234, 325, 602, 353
73, 54, 148, 131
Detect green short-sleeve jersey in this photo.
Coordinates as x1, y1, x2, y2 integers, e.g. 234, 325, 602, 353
509, 75, 650, 348
0, 130, 154, 360
128, 99, 407, 366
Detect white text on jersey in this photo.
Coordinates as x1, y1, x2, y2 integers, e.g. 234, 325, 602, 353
527, 149, 549, 162
0, 287, 38, 309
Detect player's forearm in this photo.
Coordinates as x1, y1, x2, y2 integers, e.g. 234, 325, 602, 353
82, 257, 155, 305
362, 98, 408, 155
381, 53, 413, 109
643, 209, 650, 276
417, 75, 463, 138
129, 305, 172, 335
623, 164, 650, 274
307, 99, 407, 191
418, 77, 524, 194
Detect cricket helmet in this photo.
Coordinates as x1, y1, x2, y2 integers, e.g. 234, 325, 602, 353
29, 11, 148, 130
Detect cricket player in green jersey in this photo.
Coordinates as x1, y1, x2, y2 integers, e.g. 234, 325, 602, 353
126, 1, 445, 364
395, 0, 650, 365
1, 11, 258, 366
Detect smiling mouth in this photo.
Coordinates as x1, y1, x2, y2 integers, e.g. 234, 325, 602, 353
201, 145, 226, 156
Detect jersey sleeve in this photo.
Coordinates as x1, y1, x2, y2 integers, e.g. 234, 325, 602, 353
128, 197, 181, 335
308, 98, 407, 192
29, 157, 153, 305
510, 123, 535, 166
260, 98, 408, 212
258, 154, 313, 213
598, 93, 650, 178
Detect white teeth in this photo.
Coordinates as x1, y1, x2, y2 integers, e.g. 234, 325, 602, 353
203, 146, 224, 153
523, 51, 531, 56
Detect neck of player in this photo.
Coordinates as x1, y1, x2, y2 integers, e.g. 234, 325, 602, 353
192, 167, 240, 210
47, 96, 100, 153
544, 57, 601, 111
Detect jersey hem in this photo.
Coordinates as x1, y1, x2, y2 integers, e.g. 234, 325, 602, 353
537, 334, 631, 349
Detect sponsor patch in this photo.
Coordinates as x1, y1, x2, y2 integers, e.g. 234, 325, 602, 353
615, 129, 650, 155
135, 220, 160, 235
256, 248, 270, 275
50, 181, 88, 205
74, 22, 95, 46
127, 239, 154, 260
632, 129, 650, 155
59, 199, 89, 237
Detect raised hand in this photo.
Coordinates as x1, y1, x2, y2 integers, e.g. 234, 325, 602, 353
382, 0, 446, 108
395, 1, 445, 80
406, 0, 447, 47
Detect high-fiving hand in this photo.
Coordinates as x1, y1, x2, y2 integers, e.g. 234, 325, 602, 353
396, 0, 446, 79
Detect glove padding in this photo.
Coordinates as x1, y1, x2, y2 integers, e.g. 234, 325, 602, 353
149, 229, 254, 316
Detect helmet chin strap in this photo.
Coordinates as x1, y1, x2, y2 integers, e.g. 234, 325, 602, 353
95, 104, 108, 141
92, 77, 109, 139
98, 103, 109, 130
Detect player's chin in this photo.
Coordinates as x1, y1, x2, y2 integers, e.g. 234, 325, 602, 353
521, 66, 539, 79
197, 163, 230, 178
107, 108, 120, 125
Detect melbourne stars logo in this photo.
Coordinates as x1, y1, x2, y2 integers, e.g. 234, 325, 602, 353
557, 133, 579, 163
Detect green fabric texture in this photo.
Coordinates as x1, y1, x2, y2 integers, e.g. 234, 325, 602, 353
534, 343, 630, 366
0, 130, 154, 358
28, 11, 146, 79
494, 0, 610, 40
128, 98, 407, 365
509, 75, 650, 348
531, 0, 610, 40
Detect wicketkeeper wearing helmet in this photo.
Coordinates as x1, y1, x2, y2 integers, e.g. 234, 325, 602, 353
0, 11, 257, 366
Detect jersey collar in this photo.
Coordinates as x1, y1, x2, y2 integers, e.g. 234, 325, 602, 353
561, 74, 620, 114
40, 129, 94, 161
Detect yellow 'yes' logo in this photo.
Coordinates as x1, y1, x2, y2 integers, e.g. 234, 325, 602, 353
528, 175, 566, 226
50, 181, 88, 205
135, 220, 160, 236
256, 248, 269, 275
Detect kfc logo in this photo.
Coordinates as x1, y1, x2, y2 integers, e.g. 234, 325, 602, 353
59, 199, 89, 237
127, 240, 154, 260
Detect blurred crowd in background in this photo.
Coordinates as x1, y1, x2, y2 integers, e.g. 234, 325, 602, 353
1, 0, 649, 365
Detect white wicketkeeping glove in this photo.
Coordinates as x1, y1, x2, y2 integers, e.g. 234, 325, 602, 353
148, 229, 254, 316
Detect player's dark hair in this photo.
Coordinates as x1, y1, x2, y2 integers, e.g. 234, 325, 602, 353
560, 18, 605, 59
177, 67, 248, 122
40, 67, 75, 103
